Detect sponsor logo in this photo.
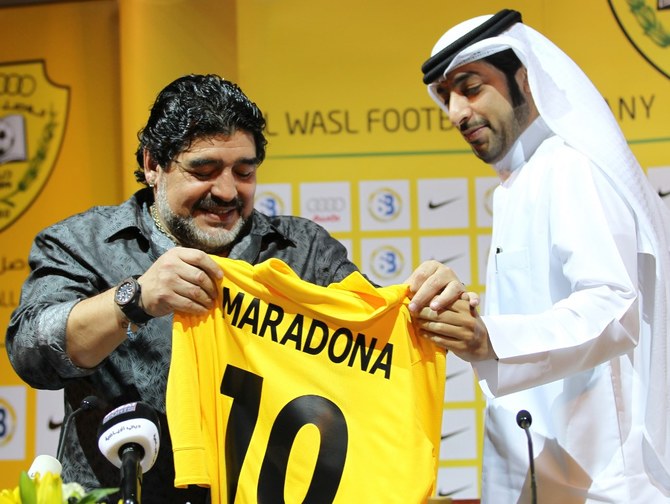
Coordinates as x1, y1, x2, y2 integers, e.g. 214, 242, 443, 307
437, 483, 473, 498
0, 61, 69, 232
48, 417, 63, 430
303, 196, 347, 225
436, 253, 464, 265
441, 426, 469, 441
0, 397, 17, 447
369, 245, 405, 280
255, 191, 285, 217
658, 189, 670, 198
367, 187, 402, 222
305, 196, 347, 213
609, 0, 670, 79
428, 196, 460, 210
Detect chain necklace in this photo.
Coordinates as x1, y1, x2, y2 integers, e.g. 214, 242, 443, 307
149, 204, 178, 244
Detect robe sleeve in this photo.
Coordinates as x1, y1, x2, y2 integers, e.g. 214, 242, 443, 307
475, 143, 639, 396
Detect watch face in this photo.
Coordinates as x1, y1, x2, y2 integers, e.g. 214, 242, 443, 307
116, 281, 136, 305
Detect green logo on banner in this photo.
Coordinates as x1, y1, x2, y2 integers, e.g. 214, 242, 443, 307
609, 0, 670, 79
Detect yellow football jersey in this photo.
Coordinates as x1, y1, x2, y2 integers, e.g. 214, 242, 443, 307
167, 257, 445, 503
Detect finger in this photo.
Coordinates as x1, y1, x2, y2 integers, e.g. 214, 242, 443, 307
461, 291, 480, 307
404, 259, 441, 291
175, 248, 224, 300
415, 318, 472, 339
407, 269, 463, 312
139, 248, 223, 315
140, 271, 215, 316
426, 280, 466, 312
418, 330, 456, 352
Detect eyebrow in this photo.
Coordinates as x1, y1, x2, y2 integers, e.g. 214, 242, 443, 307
180, 156, 260, 169
450, 71, 478, 89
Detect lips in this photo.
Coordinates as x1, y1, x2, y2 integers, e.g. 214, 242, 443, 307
197, 206, 239, 225
462, 124, 488, 144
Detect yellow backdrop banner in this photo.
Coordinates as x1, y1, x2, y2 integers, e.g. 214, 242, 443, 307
0, 0, 668, 498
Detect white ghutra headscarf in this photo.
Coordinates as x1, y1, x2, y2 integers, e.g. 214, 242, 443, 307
422, 9, 670, 489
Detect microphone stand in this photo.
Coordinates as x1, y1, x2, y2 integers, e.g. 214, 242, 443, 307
516, 409, 537, 504
522, 424, 537, 504
56, 396, 102, 462
119, 443, 144, 504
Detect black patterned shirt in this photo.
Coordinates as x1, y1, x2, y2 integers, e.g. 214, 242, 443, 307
5, 188, 359, 503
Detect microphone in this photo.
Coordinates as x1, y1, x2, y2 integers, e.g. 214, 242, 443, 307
516, 410, 537, 504
56, 395, 104, 463
97, 401, 161, 504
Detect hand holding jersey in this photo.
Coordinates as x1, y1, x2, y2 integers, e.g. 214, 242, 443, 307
136, 247, 223, 318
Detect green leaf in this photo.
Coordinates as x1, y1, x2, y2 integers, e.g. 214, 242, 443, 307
18, 472, 37, 504
76, 487, 119, 504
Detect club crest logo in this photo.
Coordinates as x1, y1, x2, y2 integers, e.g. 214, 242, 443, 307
609, 0, 670, 79
0, 61, 69, 232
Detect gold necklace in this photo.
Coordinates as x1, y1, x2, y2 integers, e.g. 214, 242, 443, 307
149, 204, 177, 243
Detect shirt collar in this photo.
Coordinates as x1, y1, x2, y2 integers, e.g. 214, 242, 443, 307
493, 116, 553, 178
104, 190, 295, 261
228, 210, 295, 262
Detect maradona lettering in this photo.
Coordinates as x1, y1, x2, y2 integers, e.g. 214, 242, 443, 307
222, 287, 394, 379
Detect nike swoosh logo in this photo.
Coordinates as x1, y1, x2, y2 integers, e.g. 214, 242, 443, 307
446, 369, 468, 381
438, 484, 472, 497
441, 426, 469, 441
48, 418, 63, 430
659, 189, 670, 198
428, 196, 460, 209
436, 254, 464, 265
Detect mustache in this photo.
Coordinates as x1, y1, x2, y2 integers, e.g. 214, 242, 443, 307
195, 195, 244, 213
459, 119, 488, 133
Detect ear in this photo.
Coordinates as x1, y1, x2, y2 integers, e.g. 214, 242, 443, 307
516, 66, 531, 95
516, 66, 539, 121
143, 149, 159, 187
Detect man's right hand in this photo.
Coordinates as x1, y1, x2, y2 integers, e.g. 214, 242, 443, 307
66, 247, 224, 368
138, 247, 224, 318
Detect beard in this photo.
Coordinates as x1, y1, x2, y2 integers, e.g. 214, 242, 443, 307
465, 98, 532, 165
155, 180, 248, 255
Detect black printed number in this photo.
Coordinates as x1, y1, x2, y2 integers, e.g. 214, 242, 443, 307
221, 365, 348, 503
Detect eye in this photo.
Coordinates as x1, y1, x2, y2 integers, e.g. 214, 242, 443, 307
189, 168, 217, 181
234, 165, 257, 179
462, 84, 481, 98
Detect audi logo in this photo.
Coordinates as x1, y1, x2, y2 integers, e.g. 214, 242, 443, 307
305, 197, 347, 213
0, 73, 37, 97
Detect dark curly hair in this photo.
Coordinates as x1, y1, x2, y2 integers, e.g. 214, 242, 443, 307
134, 74, 268, 184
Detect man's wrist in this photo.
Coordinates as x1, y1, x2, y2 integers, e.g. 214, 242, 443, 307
113, 276, 153, 326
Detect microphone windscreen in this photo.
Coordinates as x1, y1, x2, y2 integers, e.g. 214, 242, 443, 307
97, 402, 160, 474
28, 454, 62, 478
516, 409, 532, 429
81, 395, 105, 411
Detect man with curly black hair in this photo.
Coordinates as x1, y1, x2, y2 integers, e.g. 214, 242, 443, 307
6, 74, 466, 503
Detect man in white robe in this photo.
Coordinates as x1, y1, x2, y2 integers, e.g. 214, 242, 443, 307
414, 8, 670, 503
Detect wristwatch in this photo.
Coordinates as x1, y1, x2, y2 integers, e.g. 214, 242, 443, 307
114, 276, 153, 325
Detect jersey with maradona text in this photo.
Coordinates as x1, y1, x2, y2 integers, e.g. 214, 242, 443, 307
167, 257, 445, 503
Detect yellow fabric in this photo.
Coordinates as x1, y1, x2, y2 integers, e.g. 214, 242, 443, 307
167, 257, 446, 503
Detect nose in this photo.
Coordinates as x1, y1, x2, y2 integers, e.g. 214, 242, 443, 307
447, 93, 471, 128
210, 168, 238, 202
